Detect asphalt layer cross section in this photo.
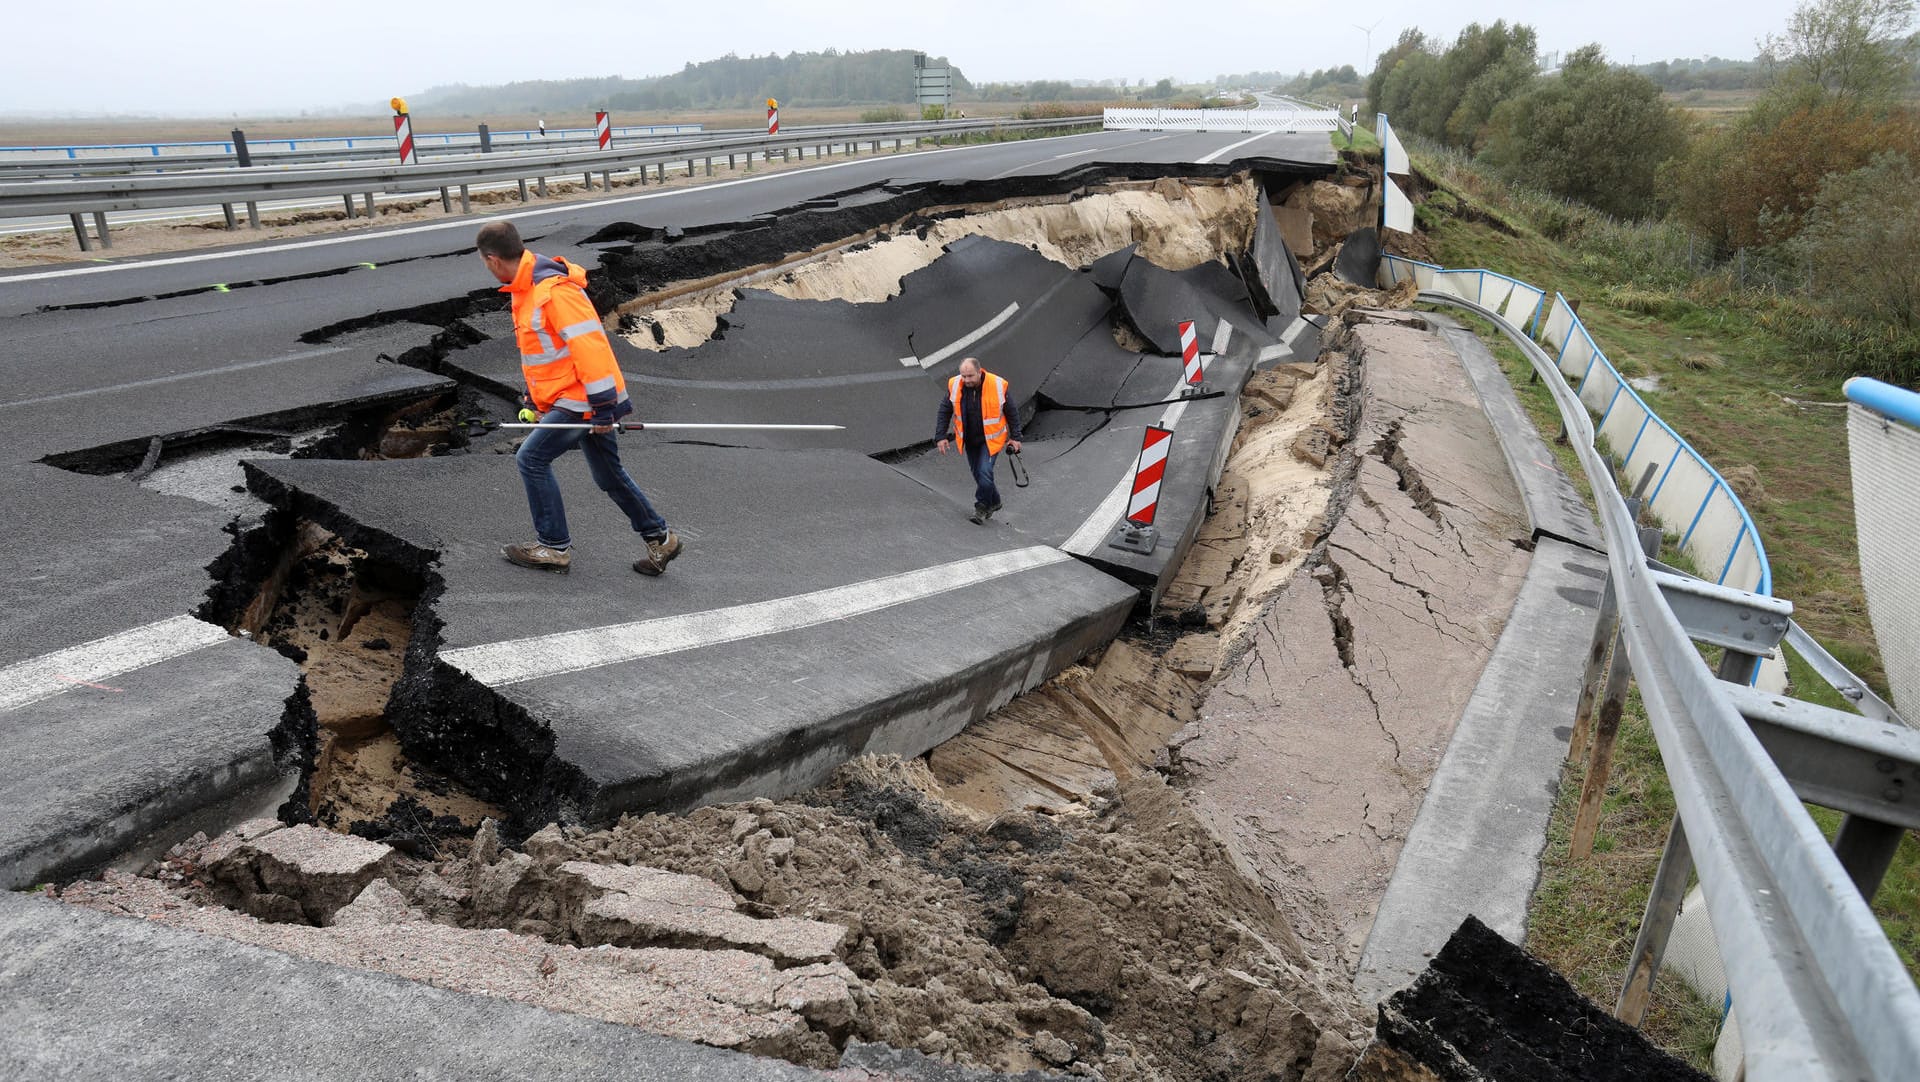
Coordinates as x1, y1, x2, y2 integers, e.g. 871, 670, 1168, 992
248, 446, 1138, 827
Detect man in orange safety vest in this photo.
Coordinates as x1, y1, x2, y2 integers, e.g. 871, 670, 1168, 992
477, 220, 681, 576
934, 356, 1024, 524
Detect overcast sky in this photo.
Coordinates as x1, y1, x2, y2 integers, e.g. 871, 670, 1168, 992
11, 0, 1809, 116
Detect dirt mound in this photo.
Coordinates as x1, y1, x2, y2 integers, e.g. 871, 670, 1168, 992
73, 760, 1367, 1078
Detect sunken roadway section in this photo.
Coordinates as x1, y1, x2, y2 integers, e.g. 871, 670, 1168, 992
0, 133, 1334, 889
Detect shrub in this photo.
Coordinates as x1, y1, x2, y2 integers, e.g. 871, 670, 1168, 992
861, 106, 907, 123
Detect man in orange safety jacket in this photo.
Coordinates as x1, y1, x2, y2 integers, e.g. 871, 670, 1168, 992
934, 356, 1023, 524
477, 220, 681, 575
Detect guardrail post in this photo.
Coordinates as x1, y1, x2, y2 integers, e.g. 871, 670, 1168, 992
244, 202, 258, 230
704, 156, 712, 176
362, 192, 375, 217
341, 195, 354, 219
537, 176, 547, 197
1571, 525, 1663, 858
728, 152, 736, 170
67, 213, 92, 252
231, 129, 253, 168
458, 184, 470, 213
1833, 815, 1903, 899
1616, 817, 1691, 1025
439, 187, 452, 212
517, 179, 528, 201
1570, 463, 1660, 760
580, 171, 592, 191
656, 162, 666, 183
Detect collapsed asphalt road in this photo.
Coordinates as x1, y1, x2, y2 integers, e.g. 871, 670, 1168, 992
0, 130, 1335, 890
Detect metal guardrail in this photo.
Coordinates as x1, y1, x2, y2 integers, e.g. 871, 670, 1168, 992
0, 125, 710, 177
0, 116, 1100, 250
1427, 290, 1920, 1082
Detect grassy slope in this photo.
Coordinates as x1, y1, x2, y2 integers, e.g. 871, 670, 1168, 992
1397, 146, 1919, 1065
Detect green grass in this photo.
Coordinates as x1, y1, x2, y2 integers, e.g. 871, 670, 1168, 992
1404, 144, 1920, 1062
1339, 125, 1380, 153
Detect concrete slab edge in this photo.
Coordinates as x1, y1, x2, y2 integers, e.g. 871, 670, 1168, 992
1353, 535, 1608, 1001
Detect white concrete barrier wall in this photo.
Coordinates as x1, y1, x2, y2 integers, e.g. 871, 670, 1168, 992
1103, 107, 1340, 132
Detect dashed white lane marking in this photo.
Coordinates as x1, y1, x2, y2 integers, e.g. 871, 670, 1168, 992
1257, 317, 1312, 362
441, 546, 1073, 687
1211, 320, 1233, 354
899, 302, 1021, 368
0, 615, 231, 714
986, 133, 1173, 179
0, 346, 349, 410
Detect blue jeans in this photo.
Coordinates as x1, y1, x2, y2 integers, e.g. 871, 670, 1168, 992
516, 408, 667, 548
965, 443, 1001, 510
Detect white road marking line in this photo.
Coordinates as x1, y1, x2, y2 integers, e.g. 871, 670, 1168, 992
1211, 320, 1233, 354
0, 140, 999, 284
0, 615, 231, 714
1196, 132, 1272, 164
987, 133, 1170, 179
898, 302, 1020, 367
0, 346, 349, 410
1257, 317, 1312, 362
1062, 393, 1194, 556
442, 546, 1074, 687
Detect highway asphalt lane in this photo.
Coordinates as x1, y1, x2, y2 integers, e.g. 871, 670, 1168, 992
0, 126, 1335, 887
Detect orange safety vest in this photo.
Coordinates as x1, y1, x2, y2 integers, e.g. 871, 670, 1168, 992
501, 251, 629, 419
948, 371, 1011, 456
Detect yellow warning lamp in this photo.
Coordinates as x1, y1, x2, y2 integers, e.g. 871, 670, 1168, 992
390, 96, 409, 115
766, 98, 778, 110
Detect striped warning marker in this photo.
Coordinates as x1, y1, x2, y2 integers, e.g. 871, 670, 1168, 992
1179, 319, 1202, 385
595, 111, 611, 150
767, 98, 780, 136
393, 112, 417, 165
1126, 425, 1173, 527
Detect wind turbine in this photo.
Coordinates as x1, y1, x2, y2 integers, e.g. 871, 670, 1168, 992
1354, 18, 1385, 69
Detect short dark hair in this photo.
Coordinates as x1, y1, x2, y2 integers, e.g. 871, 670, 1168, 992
476, 221, 524, 261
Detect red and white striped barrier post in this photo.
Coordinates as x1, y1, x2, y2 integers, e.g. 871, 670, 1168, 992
390, 98, 417, 166
1178, 318, 1208, 396
595, 110, 611, 150
767, 97, 780, 136
1110, 424, 1173, 553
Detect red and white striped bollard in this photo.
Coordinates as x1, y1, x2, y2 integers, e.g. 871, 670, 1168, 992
1110, 425, 1173, 553
393, 111, 417, 165
1178, 318, 1209, 395
595, 111, 611, 150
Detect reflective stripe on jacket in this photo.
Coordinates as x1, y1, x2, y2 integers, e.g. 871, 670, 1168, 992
948, 371, 1010, 456
502, 251, 632, 421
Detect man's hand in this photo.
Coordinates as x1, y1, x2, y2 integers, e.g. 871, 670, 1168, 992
591, 424, 614, 435
1007, 440, 1022, 454
937, 439, 951, 454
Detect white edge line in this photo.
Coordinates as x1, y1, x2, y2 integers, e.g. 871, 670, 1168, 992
0, 615, 231, 714
1196, 132, 1272, 165
442, 545, 1071, 687
1062, 393, 1194, 555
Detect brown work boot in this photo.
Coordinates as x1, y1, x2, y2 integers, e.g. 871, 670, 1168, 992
503, 541, 571, 573
632, 530, 683, 576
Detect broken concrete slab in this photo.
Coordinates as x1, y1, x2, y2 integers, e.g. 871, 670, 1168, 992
205, 822, 395, 926
559, 861, 849, 966
1175, 319, 1535, 959
2, 889, 835, 1080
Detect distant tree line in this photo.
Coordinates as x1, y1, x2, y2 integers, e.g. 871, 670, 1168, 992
412, 49, 974, 113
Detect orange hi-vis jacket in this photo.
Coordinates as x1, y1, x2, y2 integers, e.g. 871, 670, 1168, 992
947, 371, 1011, 455
502, 251, 632, 422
